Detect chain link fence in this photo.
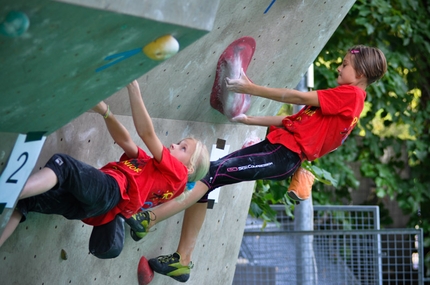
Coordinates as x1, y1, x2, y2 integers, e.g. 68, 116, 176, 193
233, 205, 426, 285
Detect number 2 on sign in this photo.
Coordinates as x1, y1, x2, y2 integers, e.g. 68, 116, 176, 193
0, 134, 45, 209
6, 152, 29, 184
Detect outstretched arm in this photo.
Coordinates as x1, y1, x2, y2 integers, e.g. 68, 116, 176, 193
231, 114, 284, 127
126, 80, 164, 162
147, 181, 209, 227
92, 101, 138, 158
226, 68, 320, 107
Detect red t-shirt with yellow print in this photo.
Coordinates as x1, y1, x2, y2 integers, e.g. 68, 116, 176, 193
82, 147, 187, 226
266, 85, 365, 161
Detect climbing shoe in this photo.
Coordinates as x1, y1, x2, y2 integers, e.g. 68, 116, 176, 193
148, 252, 193, 282
123, 211, 151, 241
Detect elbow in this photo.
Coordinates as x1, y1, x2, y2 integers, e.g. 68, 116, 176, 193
138, 130, 156, 142
137, 132, 148, 142
292, 93, 307, 105
136, 130, 146, 139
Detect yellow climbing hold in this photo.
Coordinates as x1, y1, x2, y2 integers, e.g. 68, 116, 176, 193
143, 35, 179, 61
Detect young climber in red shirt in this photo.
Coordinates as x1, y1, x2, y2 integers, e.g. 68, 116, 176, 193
0, 80, 210, 252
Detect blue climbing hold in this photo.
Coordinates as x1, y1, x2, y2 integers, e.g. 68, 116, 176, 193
0, 11, 30, 37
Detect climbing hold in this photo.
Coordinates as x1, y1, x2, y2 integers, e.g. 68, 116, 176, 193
210, 36, 256, 120
0, 11, 30, 37
137, 256, 154, 285
60, 249, 68, 260
242, 134, 261, 148
143, 35, 179, 60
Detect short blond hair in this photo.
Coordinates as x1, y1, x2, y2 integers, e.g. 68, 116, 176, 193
185, 138, 210, 182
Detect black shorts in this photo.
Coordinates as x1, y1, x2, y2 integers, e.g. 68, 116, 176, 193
198, 140, 301, 202
16, 154, 121, 222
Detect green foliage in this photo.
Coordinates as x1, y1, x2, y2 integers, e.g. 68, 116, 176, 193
250, 0, 430, 274
323, 0, 430, 246
302, 161, 338, 187
250, 179, 295, 229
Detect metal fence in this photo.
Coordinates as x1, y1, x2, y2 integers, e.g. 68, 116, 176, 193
233, 205, 426, 285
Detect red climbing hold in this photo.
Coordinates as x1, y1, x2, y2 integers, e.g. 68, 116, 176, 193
137, 256, 154, 285
210, 36, 256, 120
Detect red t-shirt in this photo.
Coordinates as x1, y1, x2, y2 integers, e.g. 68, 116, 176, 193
82, 147, 188, 226
266, 85, 366, 161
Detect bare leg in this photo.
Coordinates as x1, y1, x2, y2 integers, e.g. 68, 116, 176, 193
0, 210, 23, 247
1, 168, 57, 247
147, 181, 209, 228
176, 202, 207, 266
19, 167, 58, 199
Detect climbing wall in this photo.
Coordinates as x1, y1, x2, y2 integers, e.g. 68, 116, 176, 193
0, 0, 356, 284
0, 0, 216, 134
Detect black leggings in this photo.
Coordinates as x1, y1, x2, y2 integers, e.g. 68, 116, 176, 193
199, 139, 301, 202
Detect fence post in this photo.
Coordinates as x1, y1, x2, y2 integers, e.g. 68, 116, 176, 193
293, 68, 317, 284
294, 197, 317, 284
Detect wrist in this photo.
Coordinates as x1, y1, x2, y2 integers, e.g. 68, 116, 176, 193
148, 211, 156, 229
102, 105, 110, 119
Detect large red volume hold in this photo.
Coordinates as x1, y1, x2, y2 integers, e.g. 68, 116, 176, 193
210, 36, 256, 120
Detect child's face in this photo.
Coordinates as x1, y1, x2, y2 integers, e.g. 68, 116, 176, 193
337, 53, 360, 86
169, 138, 196, 171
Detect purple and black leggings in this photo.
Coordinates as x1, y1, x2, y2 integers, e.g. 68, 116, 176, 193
198, 139, 301, 202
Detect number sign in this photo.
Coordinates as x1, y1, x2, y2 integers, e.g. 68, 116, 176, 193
0, 134, 46, 212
